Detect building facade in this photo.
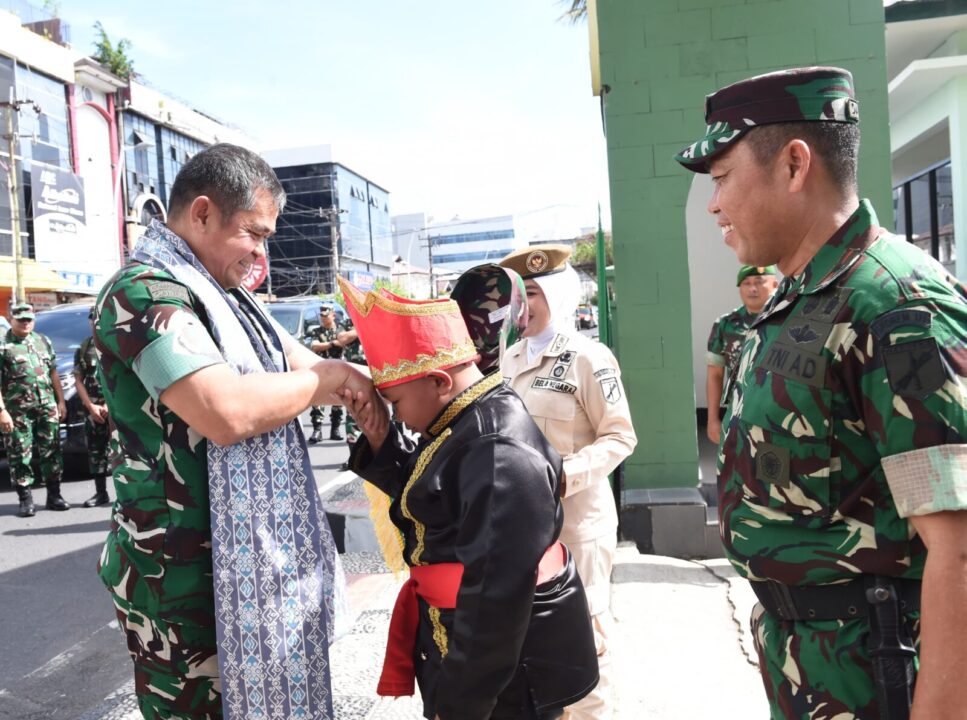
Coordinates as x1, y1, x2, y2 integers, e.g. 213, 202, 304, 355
428, 215, 519, 275
887, 0, 967, 278
262, 146, 392, 297
1, 4, 258, 310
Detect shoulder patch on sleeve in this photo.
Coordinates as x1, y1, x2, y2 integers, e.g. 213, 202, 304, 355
882, 337, 946, 399
599, 376, 622, 404
870, 308, 933, 341
145, 280, 191, 304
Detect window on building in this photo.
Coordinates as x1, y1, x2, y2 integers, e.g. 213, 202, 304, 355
893, 160, 955, 274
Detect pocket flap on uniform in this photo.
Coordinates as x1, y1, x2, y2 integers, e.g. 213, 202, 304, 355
739, 373, 832, 440
524, 384, 577, 422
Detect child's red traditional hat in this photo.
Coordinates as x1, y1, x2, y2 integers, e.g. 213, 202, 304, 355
337, 276, 477, 388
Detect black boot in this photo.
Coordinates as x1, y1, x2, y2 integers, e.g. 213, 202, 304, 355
45, 480, 71, 511
15, 485, 35, 518
308, 428, 323, 444
83, 475, 111, 508
330, 425, 344, 441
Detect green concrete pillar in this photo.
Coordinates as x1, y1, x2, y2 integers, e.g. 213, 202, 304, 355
592, 0, 891, 492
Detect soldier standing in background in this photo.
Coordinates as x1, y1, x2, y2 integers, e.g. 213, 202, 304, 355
73, 308, 113, 507
0, 302, 69, 517
305, 306, 344, 443
705, 265, 778, 444
336, 318, 364, 467
677, 66, 967, 718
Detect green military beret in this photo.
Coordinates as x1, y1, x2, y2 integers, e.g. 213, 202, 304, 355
10, 302, 35, 320
736, 265, 777, 286
499, 243, 571, 279
676, 66, 859, 173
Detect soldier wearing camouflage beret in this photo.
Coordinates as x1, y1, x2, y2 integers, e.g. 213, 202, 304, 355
0, 302, 69, 517
705, 265, 778, 444
678, 66, 967, 718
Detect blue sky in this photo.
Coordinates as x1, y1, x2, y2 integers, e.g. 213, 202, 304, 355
67, 1, 610, 235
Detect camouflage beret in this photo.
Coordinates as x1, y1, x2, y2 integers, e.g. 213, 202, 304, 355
451, 264, 527, 374
736, 265, 777, 286
676, 66, 859, 173
499, 243, 572, 279
10, 302, 34, 319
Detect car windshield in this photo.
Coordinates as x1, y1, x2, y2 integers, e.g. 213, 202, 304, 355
34, 307, 92, 356
265, 305, 303, 335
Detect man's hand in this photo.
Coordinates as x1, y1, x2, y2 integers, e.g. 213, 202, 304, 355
57, 399, 67, 421
0, 409, 12, 433
706, 419, 721, 445
335, 386, 389, 453
86, 403, 108, 424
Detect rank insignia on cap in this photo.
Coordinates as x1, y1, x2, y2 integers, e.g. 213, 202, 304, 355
526, 250, 548, 274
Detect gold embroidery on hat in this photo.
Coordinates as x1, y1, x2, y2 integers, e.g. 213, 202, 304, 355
526, 250, 549, 274
427, 371, 502, 438
371, 338, 477, 386
338, 275, 459, 318
401, 428, 452, 565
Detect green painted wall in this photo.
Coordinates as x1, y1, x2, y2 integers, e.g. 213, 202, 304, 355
593, 0, 892, 490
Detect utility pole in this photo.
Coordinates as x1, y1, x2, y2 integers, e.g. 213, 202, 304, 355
1, 99, 41, 306
423, 232, 436, 298
595, 204, 610, 348
320, 207, 345, 294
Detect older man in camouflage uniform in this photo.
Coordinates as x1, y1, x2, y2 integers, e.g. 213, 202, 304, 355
305, 306, 344, 443
677, 66, 967, 719
705, 265, 778, 444
0, 302, 68, 517
94, 144, 375, 720
73, 309, 113, 507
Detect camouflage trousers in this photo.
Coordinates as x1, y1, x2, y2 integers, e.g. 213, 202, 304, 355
751, 602, 920, 719
310, 404, 343, 431
111, 594, 222, 720
85, 414, 112, 476
3, 403, 62, 487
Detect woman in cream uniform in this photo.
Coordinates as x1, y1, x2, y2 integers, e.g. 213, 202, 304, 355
500, 244, 637, 720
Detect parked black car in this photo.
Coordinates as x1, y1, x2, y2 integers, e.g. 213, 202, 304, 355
33, 302, 96, 476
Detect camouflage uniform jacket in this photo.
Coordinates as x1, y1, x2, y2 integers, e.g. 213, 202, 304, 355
304, 322, 343, 359
341, 317, 365, 364
707, 306, 756, 407
94, 263, 226, 626
0, 329, 58, 410
73, 336, 104, 403
720, 200, 967, 586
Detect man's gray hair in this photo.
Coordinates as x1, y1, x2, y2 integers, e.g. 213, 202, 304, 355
168, 143, 286, 220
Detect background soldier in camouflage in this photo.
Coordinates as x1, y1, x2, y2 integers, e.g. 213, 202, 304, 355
305, 306, 344, 443
336, 317, 365, 466
0, 302, 68, 517
677, 67, 967, 719
705, 265, 778, 444
73, 308, 112, 507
